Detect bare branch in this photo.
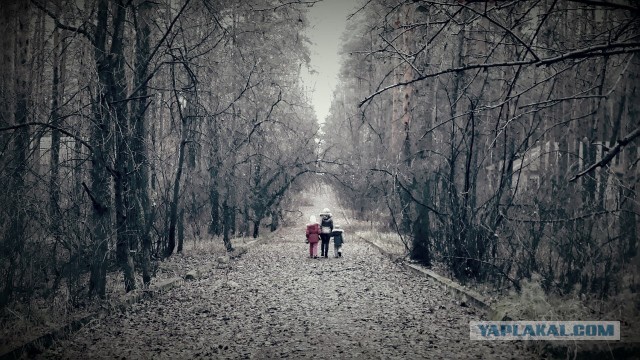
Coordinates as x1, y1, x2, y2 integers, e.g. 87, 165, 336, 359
31, 0, 95, 44
347, 0, 374, 21
0, 122, 92, 151
536, 42, 640, 66
249, 0, 320, 12
82, 182, 108, 215
501, 209, 627, 223
569, 126, 640, 182
359, 42, 640, 107
379, 34, 424, 77
370, 168, 448, 217
359, 59, 534, 107
127, 0, 193, 99
460, 2, 541, 61
566, 0, 640, 12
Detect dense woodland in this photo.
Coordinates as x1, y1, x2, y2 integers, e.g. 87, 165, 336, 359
0, 0, 320, 307
322, 0, 640, 303
0, 0, 639, 320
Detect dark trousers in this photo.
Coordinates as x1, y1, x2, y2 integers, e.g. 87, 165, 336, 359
320, 234, 331, 257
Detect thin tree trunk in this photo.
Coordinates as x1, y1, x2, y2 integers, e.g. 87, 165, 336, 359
207, 115, 221, 236
1, 0, 30, 306
109, 1, 136, 293
177, 207, 185, 253
49, 18, 65, 242
164, 57, 191, 258
252, 218, 261, 239
166, 137, 186, 257
411, 180, 431, 266
132, 0, 154, 287
270, 208, 279, 232
242, 202, 250, 236
621, 62, 639, 260
448, 18, 467, 279
0, 1, 15, 133
88, 0, 114, 299
209, 167, 221, 236
223, 200, 234, 251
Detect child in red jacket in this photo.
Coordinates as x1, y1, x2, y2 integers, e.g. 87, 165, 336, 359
306, 215, 320, 259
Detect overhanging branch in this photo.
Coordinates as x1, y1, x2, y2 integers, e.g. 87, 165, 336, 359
359, 42, 640, 107
569, 126, 640, 182
370, 168, 448, 217
0, 122, 92, 151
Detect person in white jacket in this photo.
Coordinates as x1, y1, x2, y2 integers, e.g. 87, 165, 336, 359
319, 208, 333, 258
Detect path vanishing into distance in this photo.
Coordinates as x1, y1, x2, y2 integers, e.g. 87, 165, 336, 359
37, 193, 531, 359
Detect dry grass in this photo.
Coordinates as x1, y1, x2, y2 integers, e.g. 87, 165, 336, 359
495, 275, 589, 321
355, 228, 408, 256
493, 275, 640, 356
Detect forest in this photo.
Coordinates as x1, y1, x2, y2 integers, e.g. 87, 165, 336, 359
0, 0, 321, 307
322, 0, 640, 306
0, 0, 639, 345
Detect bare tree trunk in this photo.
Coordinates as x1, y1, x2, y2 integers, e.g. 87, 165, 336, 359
206, 114, 221, 236
177, 207, 185, 253
252, 217, 261, 239
209, 167, 221, 236
223, 199, 233, 251
1, 0, 30, 306
448, 16, 467, 279
132, 0, 154, 287
87, 93, 111, 299
107, 1, 136, 293
411, 180, 432, 266
88, 0, 114, 299
165, 68, 188, 257
252, 154, 263, 239
242, 202, 250, 236
621, 61, 639, 260
166, 136, 186, 257
48, 17, 66, 243
30, 9, 45, 177
270, 208, 279, 232
0, 1, 15, 133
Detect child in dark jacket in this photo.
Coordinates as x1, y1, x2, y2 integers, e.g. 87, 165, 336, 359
331, 225, 345, 257
319, 208, 333, 258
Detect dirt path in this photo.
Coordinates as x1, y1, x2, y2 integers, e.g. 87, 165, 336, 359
37, 234, 529, 359
37, 188, 531, 359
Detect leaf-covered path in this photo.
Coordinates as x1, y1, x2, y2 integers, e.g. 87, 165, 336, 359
38, 227, 531, 359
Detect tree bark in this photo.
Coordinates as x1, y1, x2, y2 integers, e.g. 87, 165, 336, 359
177, 207, 185, 253
1, 0, 30, 307
411, 180, 432, 266
209, 167, 221, 236
88, 0, 115, 298
166, 136, 187, 257
109, 0, 136, 293
132, 0, 155, 287
223, 200, 234, 251
48, 16, 66, 243
620, 61, 639, 260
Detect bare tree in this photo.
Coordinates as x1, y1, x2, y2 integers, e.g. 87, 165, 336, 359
324, 0, 640, 297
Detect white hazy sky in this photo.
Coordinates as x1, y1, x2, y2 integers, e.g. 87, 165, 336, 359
301, 0, 358, 124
